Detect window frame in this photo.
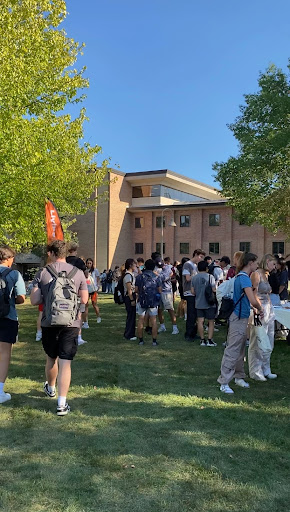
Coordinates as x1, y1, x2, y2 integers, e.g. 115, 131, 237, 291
180, 242, 190, 254
209, 242, 220, 254
180, 215, 190, 228
209, 214, 220, 226
135, 217, 144, 229
135, 243, 144, 255
272, 241, 285, 255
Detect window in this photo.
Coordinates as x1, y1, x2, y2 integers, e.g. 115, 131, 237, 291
135, 243, 143, 254
272, 242, 285, 255
180, 215, 190, 227
209, 214, 220, 226
209, 242, 220, 254
132, 184, 206, 202
180, 242, 189, 254
156, 243, 165, 254
135, 217, 144, 229
156, 216, 165, 228
240, 242, 251, 252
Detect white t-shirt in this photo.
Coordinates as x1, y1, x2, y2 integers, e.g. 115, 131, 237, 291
91, 268, 100, 290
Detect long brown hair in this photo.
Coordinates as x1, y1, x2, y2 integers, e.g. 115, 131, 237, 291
236, 252, 258, 273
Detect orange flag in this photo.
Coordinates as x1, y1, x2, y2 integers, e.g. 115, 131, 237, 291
45, 199, 64, 242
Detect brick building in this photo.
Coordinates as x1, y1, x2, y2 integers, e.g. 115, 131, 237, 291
73, 169, 289, 270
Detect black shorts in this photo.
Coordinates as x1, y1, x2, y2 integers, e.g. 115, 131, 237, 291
42, 327, 79, 360
196, 307, 216, 320
0, 318, 19, 344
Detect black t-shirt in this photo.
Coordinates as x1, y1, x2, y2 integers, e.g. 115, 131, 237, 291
66, 256, 86, 272
268, 271, 279, 295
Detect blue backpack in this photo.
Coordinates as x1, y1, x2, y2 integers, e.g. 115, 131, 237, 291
138, 273, 160, 309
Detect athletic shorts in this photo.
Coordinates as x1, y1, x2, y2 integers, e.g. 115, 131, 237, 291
160, 292, 174, 311
196, 307, 216, 320
0, 318, 19, 344
42, 327, 79, 360
136, 303, 158, 317
89, 292, 98, 302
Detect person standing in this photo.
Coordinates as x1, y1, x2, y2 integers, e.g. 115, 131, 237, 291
158, 257, 179, 335
123, 258, 137, 341
135, 259, 162, 346
31, 240, 88, 415
0, 245, 26, 404
66, 242, 87, 345
182, 249, 205, 341
249, 254, 277, 381
82, 258, 101, 327
218, 252, 263, 394
191, 260, 217, 346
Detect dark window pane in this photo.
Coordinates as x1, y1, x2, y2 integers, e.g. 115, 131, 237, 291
156, 243, 165, 254
135, 217, 144, 229
180, 215, 190, 227
180, 242, 189, 254
156, 216, 165, 228
209, 242, 220, 254
239, 242, 251, 252
209, 214, 220, 226
135, 243, 143, 254
272, 242, 285, 255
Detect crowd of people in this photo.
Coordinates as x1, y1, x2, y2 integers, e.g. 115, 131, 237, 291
0, 241, 288, 415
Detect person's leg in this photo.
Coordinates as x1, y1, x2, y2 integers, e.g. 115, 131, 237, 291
57, 359, 72, 397
124, 296, 136, 339
45, 355, 58, 387
151, 315, 158, 344
158, 306, 164, 325
83, 303, 89, 323
137, 315, 144, 339
92, 299, 100, 318
0, 342, 12, 386
185, 296, 197, 339
197, 317, 205, 340
218, 314, 248, 385
207, 319, 215, 340
262, 305, 276, 377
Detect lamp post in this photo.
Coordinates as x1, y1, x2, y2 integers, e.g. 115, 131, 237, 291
161, 208, 176, 261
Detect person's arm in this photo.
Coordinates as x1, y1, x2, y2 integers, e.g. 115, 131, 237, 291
135, 285, 139, 303
30, 270, 42, 305
244, 287, 263, 314
79, 289, 89, 304
13, 271, 26, 304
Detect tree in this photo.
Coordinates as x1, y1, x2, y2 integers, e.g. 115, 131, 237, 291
213, 63, 290, 237
0, 0, 107, 250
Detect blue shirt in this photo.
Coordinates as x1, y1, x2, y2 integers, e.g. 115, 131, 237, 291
233, 272, 252, 318
0, 265, 26, 321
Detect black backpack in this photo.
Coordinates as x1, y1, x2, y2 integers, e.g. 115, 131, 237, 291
0, 268, 13, 318
204, 275, 216, 306
114, 272, 132, 305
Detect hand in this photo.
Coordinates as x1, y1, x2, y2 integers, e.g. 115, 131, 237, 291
259, 309, 264, 319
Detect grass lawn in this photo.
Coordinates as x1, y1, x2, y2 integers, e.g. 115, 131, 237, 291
1, 294, 290, 512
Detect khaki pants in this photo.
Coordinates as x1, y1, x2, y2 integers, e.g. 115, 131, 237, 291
218, 313, 248, 385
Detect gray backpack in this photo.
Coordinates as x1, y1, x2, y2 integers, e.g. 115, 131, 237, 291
45, 265, 79, 326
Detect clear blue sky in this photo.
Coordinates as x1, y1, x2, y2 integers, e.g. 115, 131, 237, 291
63, 0, 290, 187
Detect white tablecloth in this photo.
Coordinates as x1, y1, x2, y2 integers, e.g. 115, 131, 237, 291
273, 306, 290, 329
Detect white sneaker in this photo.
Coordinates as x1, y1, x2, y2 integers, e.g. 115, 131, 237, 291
251, 372, 267, 382
235, 378, 250, 388
82, 322, 89, 329
220, 384, 234, 394
0, 391, 11, 404
129, 337, 137, 341
184, 314, 187, 321
97, 317, 102, 324
158, 325, 166, 333
35, 331, 42, 341
78, 338, 87, 345
172, 326, 179, 334
265, 372, 277, 379
205, 326, 219, 332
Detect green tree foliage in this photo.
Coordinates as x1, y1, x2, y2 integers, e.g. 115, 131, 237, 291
0, 0, 107, 250
213, 64, 290, 236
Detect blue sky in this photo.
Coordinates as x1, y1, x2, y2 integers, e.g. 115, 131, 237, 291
63, 1, 290, 187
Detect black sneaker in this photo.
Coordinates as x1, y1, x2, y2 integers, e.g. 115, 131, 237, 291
152, 341, 159, 346
43, 382, 56, 398
207, 339, 217, 347
56, 403, 70, 416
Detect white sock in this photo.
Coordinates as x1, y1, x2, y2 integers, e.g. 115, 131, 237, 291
0, 382, 4, 393
58, 396, 66, 407
48, 384, 55, 393
78, 334, 82, 341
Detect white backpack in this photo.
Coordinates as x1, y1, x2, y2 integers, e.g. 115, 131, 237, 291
216, 277, 236, 312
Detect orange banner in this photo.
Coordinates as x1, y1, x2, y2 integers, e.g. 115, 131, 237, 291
45, 199, 64, 242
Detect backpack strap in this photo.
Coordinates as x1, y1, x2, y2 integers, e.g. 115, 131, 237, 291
0, 268, 13, 279
67, 267, 78, 280
46, 264, 59, 279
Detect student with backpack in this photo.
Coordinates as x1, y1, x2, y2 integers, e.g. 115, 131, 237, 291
135, 259, 162, 346
217, 252, 264, 394
31, 240, 88, 416
191, 260, 217, 346
0, 245, 26, 404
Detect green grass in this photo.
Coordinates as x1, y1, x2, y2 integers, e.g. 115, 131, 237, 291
1, 295, 290, 512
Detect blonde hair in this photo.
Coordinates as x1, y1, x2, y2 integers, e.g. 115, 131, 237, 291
233, 251, 243, 267
259, 254, 276, 272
